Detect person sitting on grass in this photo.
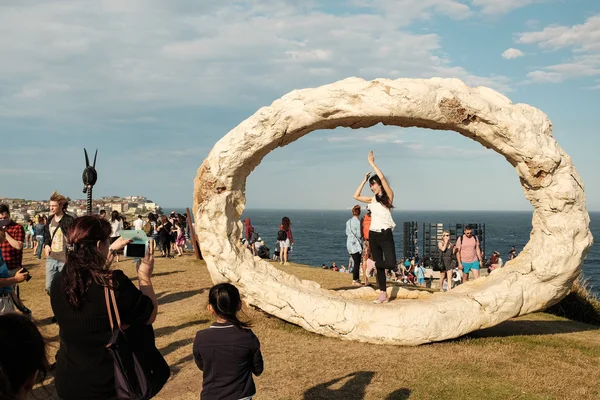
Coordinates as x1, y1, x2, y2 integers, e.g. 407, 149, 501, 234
193, 283, 263, 400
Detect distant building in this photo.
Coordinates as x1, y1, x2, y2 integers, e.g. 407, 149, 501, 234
109, 203, 123, 213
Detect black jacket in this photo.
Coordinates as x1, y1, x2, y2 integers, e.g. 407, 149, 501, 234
193, 322, 263, 400
43, 213, 75, 248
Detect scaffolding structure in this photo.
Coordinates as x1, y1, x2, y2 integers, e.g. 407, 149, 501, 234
403, 222, 486, 270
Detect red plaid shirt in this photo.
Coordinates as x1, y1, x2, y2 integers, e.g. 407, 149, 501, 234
1, 221, 24, 270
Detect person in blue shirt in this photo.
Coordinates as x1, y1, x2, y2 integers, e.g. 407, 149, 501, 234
0, 253, 30, 315
416, 261, 426, 287
346, 205, 363, 286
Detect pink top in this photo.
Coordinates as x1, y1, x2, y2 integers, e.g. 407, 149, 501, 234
455, 235, 479, 263
366, 259, 376, 275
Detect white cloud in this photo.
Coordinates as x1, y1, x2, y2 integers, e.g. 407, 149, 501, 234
14, 82, 70, 99
0, 0, 511, 121
501, 48, 524, 59
527, 71, 563, 83
518, 15, 600, 52
517, 14, 600, 84
470, 0, 546, 15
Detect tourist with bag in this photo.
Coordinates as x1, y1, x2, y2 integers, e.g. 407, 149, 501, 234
50, 216, 169, 400
437, 231, 457, 291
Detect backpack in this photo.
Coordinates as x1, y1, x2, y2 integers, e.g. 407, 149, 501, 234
142, 221, 152, 236
251, 231, 259, 243
277, 229, 287, 241
459, 234, 479, 246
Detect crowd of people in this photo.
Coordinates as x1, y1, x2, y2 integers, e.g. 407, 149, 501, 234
0, 193, 264, 400
242, 216, 294, 265
0, 157, 525, 399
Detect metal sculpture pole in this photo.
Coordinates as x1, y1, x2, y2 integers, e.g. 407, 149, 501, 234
82, 149, 98, 215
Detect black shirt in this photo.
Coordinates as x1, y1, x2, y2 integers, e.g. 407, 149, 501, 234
50, 269, 154, 400
193, 322, 263, 400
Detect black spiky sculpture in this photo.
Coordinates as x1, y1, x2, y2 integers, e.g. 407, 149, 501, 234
82, 149, 98, 215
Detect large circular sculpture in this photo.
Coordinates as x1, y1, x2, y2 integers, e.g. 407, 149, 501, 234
193, 77, 593, 345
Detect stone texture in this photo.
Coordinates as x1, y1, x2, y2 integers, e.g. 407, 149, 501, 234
193, 77, 593, 345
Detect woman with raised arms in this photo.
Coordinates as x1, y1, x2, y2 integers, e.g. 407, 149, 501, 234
353, 151, 396, 304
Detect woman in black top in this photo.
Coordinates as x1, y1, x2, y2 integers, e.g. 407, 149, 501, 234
157, 215, 172, 258
50, 216, 158, 400
193, 283, 263, 400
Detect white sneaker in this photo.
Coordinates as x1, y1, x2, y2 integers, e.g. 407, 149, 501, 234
373, 293, 388, 304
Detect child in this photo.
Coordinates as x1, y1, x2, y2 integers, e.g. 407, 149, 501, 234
193, 283, 264, 400
416, 261, 426, 287
364, 257, 376, 286
273, 241, 280, 261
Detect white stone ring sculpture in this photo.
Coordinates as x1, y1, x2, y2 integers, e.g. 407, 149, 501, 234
194, 77, 593, 345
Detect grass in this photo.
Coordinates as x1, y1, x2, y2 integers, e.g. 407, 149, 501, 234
19, 250, 600, 400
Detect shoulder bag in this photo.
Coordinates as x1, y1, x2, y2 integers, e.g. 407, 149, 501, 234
105, 284, 170, 399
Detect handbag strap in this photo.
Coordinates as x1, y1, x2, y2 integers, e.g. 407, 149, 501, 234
104, 279, 123, 331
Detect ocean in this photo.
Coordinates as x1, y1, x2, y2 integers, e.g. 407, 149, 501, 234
171, 208, 599, 295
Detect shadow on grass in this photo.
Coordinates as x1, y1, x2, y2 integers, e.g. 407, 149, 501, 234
386, 388, 411, 400
160, 338, 194, 357
469, 318, 598, 339
158, 288, 207, 306
35, 316, 55, 328
131, 271, 183, 282
154, 319, 209, 337
170, 354, 194, 375
304, 371, 375, 399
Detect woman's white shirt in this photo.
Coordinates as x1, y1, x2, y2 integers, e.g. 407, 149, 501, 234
110, 220, 122, 237
369, 196, 395, 231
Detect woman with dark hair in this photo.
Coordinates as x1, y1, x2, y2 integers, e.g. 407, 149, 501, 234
346, 205, 363, 286
278, 216, 294, 265
0, 313, 49, 400
109, 211, 122, 243
157, 215, 172, 258
34, 215, 45, 259
147, 213, 159, 254
193, 283, 263, 400
353, 151, 396, 303
50, 216, 159, 400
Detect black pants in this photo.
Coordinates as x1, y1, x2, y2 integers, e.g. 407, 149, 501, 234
351, 252, 362, 281
369, 229, 397, 292
160, 236, 171, 256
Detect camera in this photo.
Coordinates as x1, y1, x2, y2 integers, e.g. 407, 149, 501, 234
125, 243, 147, 258
20, 267, 32, 282
120, 230, 149, 259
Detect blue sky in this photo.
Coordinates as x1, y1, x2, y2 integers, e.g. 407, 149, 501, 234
1, 0, 598, 211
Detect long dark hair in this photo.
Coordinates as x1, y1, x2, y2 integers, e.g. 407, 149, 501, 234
369, 175, 393, 209
110, 210, 119, 223
208, 283, 251, 329
63, 216, 113, 309
0, 313, 49, 398
281, 216, 291, 231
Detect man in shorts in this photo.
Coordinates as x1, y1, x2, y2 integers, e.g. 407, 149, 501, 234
455, 225, 483, 282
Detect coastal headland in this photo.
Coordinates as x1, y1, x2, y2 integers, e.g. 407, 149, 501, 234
0, 195, 161, 223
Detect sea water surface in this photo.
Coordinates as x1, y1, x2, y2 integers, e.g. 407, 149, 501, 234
238, 210, 599, 295
173, 208, 599, 295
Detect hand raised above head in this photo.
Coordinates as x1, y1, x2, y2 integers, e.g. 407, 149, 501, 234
364, 172, 371, 181
368, 150, 375, 165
